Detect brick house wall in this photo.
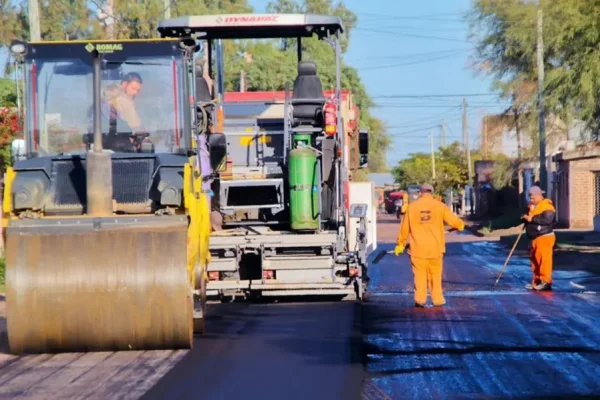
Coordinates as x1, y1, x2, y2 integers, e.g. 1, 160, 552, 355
555, 146, 600, 230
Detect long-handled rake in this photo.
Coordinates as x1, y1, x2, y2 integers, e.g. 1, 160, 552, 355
493, 225, 526, 288
372, 228, 459, 265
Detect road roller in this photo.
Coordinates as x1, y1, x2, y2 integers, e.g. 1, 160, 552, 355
2, 38, 226, 354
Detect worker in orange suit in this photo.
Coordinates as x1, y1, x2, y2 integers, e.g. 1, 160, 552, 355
394, 183, 465, 307
522, 185, 556, 291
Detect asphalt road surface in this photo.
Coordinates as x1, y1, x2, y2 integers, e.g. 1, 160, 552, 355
1, 215, 599, 399
364, 217, 600, 399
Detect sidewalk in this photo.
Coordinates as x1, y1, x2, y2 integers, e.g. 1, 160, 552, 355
494, 229, 600, 276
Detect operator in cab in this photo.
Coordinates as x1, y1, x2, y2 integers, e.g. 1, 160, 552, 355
394, 183, 465, 307
103, 72, 144, 132
88, 72, 150, 152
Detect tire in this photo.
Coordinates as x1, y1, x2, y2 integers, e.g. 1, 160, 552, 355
193, 268, 207, 334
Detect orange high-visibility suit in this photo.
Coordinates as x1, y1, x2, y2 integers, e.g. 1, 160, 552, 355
525, 198, 556, 285
397, 193, 464, 306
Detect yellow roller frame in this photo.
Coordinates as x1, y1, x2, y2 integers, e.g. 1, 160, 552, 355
2, 167, 15, 243
183, 157, 211, 291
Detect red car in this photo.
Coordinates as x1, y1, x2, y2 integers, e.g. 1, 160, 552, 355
385, 191, 406, 218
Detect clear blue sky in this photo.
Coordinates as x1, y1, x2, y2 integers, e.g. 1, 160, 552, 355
252, 0, 511, 167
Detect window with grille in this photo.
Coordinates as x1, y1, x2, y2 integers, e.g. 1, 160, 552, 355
595, 172, 600, 216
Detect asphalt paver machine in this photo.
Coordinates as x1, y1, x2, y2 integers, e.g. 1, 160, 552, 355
158, 14, 375, 301
3, 38, 226, 353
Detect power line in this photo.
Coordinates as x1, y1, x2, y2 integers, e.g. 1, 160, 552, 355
387, 125, 449, 136
359, 53, 467, 71
356, 27, 470, 43
348, 48, 471, 62
359, 12, 467, 22
358, 24, 470, 33
386, 115, 460, 130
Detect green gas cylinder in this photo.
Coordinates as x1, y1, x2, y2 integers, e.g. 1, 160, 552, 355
288, 136, 320, 231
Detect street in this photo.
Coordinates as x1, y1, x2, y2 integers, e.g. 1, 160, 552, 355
1, 216, 600, 399
3, 1, 600, 399
364, 217, 600, 399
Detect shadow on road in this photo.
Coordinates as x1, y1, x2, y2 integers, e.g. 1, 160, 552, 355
363, 340, 600, 357
144, 302, 364, 400
376, 218, 401, 225
0, 319, 7, 355
369, 366, 459, 377
0, 295, 7, 355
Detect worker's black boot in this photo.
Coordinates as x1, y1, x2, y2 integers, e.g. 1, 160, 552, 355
534, 281, 552, 291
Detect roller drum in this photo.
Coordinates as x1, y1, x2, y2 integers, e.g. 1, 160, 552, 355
6, 216, 192, 354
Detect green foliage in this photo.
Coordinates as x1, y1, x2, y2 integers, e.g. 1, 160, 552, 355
391, 152, 432, 189
235, 0, 390, 172
0, 108, 19, 172
482, 207, 522, 232
392, 141, 470, 195
469, 0, 600, 139
392, 140, 515, 195
0, 0, 26, 51
0, 0, 390, 172
0, 78, 17, 107
490, 154, 516, 189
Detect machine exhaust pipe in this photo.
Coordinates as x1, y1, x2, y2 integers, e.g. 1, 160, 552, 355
86, 50, 113, 216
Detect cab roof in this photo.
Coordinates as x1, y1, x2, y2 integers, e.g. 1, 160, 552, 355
157, 14, 344, 40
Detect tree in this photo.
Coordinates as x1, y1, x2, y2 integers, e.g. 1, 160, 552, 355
391, 152, 434, 189
0, 78, 17, 107
0, 0, 390, 174
391, 141, 498, 196
490, 154, 517, 189
260, 0, 390, 174
0, 107, 18, 171
0, 0, 26, 50
40, 0, 96, 40
469, 0, 600, 140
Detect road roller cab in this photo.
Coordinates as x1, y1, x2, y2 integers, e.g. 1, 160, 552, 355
3, 38, 226, 353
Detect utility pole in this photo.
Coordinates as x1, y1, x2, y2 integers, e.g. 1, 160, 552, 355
462, 98, 473, 182
482, 115, 487, 157
513, 93, 523, 161
462, 98, 473, 215
28, 0, 41, 41
430, 130, 436, 181
537, 5, 547, 191
239, 70, 246, 92
164, 0, 171, 19
105, 0, 115, 39
440, 119, 447, 147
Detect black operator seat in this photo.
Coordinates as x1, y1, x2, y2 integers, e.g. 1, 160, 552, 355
195, 64, 214, 110
292, 61, 325, 127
